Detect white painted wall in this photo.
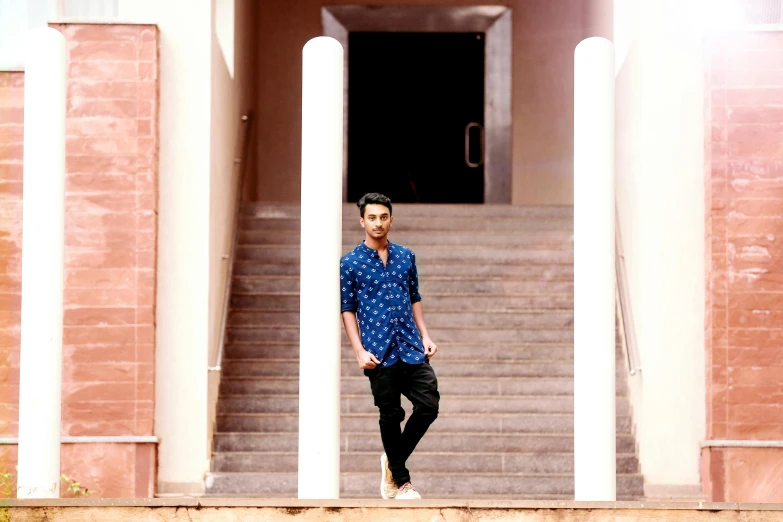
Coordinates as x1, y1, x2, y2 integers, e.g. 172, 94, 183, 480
114, 0, 214, 494
207, 0, 255, 468
121, 0, 254, 494
5, 0, 217, 496
46, 0, 253, 494
36, 0, 253, 493
0, 0, 28, 70
614, 0, 706, 495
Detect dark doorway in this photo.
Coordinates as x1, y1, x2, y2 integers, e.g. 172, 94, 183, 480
347, 32, 485, 203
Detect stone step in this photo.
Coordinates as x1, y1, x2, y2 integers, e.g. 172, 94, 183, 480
223, 340, 623, 364
216, 394, 630, 415
219, 376, 583, 397
241, 217, 572, 232
205, 471, 642, 498
223, 342, 576, 362
241, 203, 573, 220
220, 360, 599, 379
218, 375, 627, 396
239, 230, 573, 248
228, 309, 574, 329
396, 326, 570, 344
231, 293, 575, 310
227, 327, 575, 344
237, 246, 573, 265
233, 276, 575, 296
213, 431, 637, 454
215, 203, 639, 500
215, 412, 633, 435
339, 473, 643, 498
233, 262, 575, 279
211, 451, 639, 474
239, 217, 574, 235
207, 472, 644, 500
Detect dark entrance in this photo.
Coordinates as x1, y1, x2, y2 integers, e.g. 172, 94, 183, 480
347, 32, 485, 203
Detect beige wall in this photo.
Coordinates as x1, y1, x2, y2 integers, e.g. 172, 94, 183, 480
207, 0, 257, 464
584, 0, 613, 40
614, 0, 706, 494
148, 0, 213, 494
116, 0, 256, 494
252, 0, 587, 205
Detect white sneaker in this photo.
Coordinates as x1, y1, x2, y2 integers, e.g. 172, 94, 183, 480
395, 482, 421, 500
380, 453, 397, 499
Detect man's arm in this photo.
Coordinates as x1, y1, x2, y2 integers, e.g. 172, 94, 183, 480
409, 250, 437, 358
342, 311, 381, 369
340, 261, 378, 369
412, 301, 438, 358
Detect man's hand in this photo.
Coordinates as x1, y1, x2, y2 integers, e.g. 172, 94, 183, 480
423, 337, 438, 358
357, 350, 382, 369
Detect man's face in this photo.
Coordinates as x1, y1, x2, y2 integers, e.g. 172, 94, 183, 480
361, 204, 393, 240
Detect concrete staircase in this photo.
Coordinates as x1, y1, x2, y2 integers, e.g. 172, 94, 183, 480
206, 203, 644, 499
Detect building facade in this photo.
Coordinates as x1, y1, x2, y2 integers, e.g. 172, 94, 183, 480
0, 0, 782, 501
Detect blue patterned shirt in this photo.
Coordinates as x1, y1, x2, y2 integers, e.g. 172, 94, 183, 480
340, 241, 425, 367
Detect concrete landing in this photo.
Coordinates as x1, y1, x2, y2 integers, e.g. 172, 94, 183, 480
3, 499, 783, 521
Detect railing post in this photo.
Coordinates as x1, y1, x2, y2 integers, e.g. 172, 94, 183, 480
16, 27, 67, 499
298, 36, 344, 499
573, 36, 616, 501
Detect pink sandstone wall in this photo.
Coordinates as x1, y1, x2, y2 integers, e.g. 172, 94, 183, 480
0, 24, 158, 497
704, 30, 783, 503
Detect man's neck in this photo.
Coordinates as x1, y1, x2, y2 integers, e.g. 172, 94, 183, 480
364, 236, 389, 252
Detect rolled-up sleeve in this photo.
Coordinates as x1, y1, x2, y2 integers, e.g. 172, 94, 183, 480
408, 251, 422, 304
340, 260, 358, 313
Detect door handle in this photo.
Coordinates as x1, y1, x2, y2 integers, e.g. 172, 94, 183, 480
464, 122, 484, 168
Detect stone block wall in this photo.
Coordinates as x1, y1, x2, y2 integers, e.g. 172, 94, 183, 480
0, 24, 158, 497
704, 30, 783, 502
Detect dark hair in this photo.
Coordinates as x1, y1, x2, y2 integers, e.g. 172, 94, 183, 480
357, 192, 392, 217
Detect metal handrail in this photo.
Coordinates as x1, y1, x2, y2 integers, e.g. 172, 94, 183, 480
209, 111, 254, 372
616, 207, 641, 375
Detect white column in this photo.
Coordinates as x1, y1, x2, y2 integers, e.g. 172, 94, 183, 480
16, 27, 67, 499
573, 36, 616, 502
298, 36, 344, 499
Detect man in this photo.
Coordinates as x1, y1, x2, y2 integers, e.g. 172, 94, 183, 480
340, 192, 440, 500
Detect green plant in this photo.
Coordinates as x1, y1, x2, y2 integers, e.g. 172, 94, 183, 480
0, 471, 92, 498
0, 472, 12, 499
60, 474, 92, 498
0, 472, 13, 522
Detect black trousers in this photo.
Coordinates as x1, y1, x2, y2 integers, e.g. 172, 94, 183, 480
364, 360, 440, 486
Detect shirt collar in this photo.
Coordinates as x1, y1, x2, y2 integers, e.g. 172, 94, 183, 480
358, 240, 393, 258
